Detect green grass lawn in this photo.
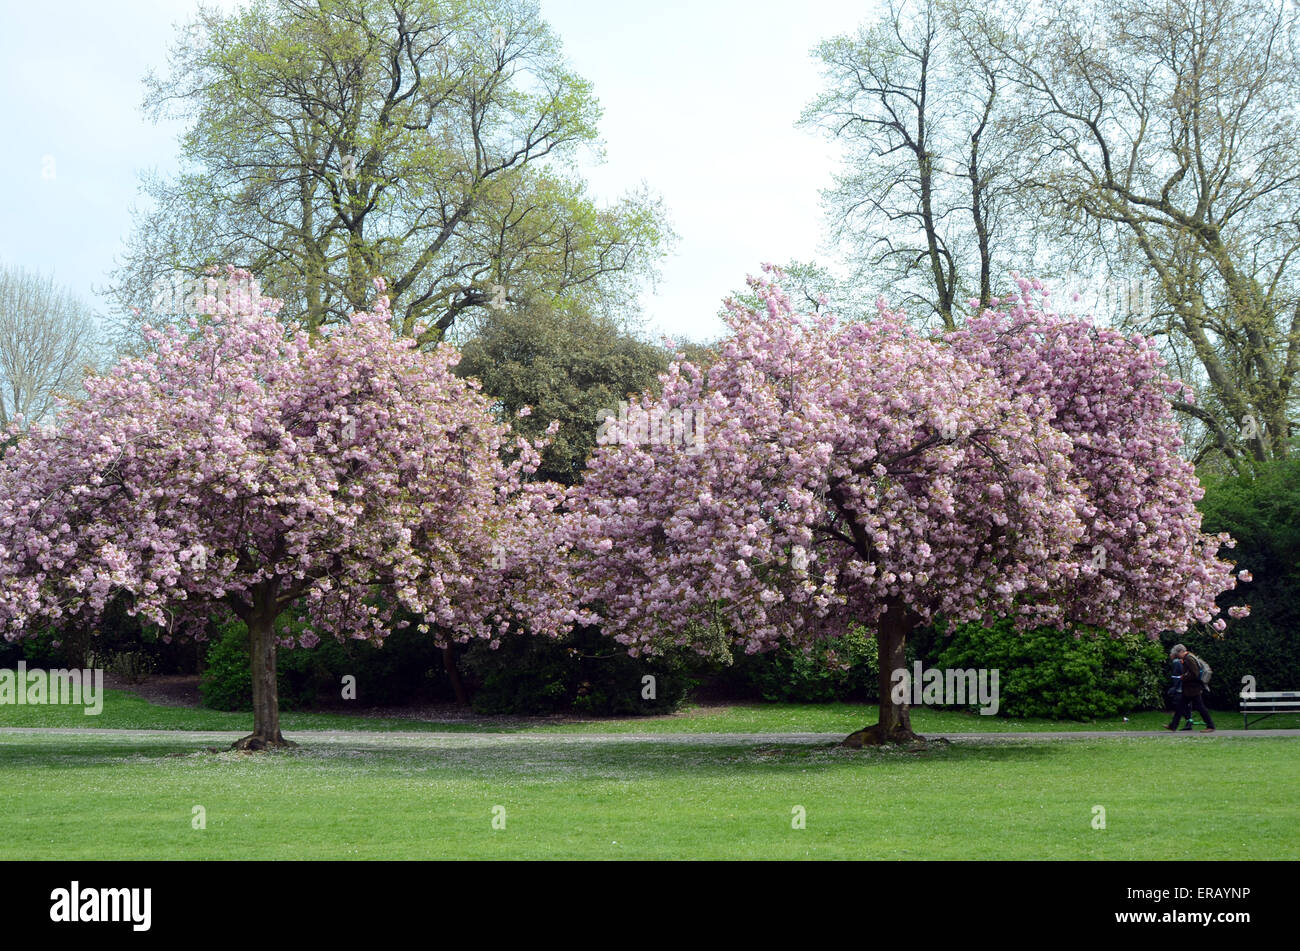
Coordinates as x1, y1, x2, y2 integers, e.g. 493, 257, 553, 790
3, 687, 1290, 734
0, 689, 496, 732
0, 730, 1295, 859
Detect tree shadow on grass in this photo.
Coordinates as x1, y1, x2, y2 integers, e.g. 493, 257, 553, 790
0, 732, 1083, 778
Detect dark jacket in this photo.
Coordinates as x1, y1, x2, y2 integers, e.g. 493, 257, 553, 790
1180, 654, 1204, 698
1169, 658, 1185, 699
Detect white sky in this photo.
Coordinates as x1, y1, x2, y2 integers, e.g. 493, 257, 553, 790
0, 0, 878, 343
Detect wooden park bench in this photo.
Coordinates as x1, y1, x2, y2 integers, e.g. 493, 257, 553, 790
1240, 690, 1300, 728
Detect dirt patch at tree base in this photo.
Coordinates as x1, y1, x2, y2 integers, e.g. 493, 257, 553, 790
105, 673, 202, 708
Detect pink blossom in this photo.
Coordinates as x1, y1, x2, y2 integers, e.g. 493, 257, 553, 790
566, 271, 1244, 661
0, 267, 589, 657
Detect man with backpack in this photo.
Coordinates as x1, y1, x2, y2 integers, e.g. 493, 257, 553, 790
1165, 644, 1216, 733
1165, 652, 1193, 731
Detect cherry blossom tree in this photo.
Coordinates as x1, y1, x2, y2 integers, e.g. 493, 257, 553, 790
0, 270, 581, 749
569, 268, 1246, 745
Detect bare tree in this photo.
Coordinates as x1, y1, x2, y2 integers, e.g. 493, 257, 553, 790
0, 265, 99, 429
961, 0, 1300, 468
801, 0, 1038, 330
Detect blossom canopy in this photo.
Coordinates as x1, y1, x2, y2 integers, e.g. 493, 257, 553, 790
0, 270, 582, 651
567, 270, 1246, 661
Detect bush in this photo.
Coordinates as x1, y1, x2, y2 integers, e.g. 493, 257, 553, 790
0, 592, 203, 676
105, 650, 155, 684
339, 623, 451, 706
0, 628, 71, 669
198, 619, 255, 711
931, 619, 1167, 720
735, 626, 881, 703
1193, 457, 1300, 709
460, 624, 701, 716
199, 608, 470, 712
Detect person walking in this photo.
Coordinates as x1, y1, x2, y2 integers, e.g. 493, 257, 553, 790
1164, 649, 1192, 731
1166, 643, 1216, 733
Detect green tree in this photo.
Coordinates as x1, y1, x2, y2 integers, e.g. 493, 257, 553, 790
110, 0, 670, 346
722, 259, 869, 320
1190, 456, 1300, 707
456, 299, 669, 485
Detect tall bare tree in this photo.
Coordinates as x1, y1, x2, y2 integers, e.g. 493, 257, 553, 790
959, 0, 1300, 468
801, 0, 1036, 330
0, 265, 99, 429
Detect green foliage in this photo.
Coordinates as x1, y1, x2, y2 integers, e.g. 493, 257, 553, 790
1188, 457, 1300, 708
931, 620, 1167, 720
723, 259, 868, 321
112, 0, 671, 347
0, 592, 202, 676
341, 626, 450, 706
104, 651, 154, 684
736, 626, 881, 703
199, 612, 458, 711
200, 616, 348, 711
456, 300, 670, 485
0, 628, 67, 669
198, 620, 255, 711
460, 625, 698, 715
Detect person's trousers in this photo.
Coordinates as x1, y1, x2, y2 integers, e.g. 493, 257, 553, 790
1169, 694, 1216, 730
1168, 696, 1189, 729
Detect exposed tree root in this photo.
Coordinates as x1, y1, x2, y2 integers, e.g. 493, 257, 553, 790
842, 723, 926, 748
229, 733, 298, 752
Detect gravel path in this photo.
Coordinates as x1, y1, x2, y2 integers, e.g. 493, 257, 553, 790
2, 727, 1297, 747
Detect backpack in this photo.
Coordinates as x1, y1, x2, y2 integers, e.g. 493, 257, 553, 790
1185, 652, 1213, 687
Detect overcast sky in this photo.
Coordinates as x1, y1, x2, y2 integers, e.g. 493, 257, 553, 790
0, 0, 878, 343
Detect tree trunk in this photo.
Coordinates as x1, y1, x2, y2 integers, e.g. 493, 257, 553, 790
843, 599, 923, 747
443, 642, 469, 706
231, 607, 295, 751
